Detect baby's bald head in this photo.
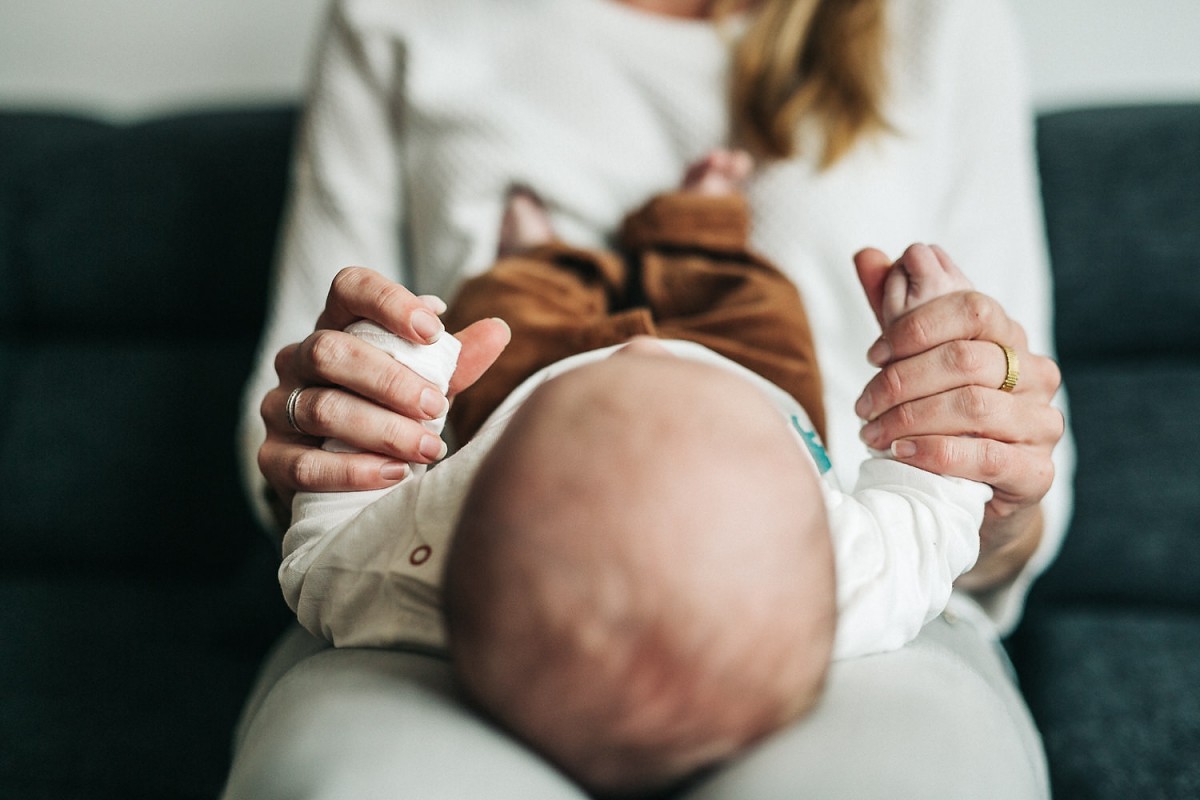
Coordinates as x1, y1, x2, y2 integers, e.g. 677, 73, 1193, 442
446, 346, 835, 795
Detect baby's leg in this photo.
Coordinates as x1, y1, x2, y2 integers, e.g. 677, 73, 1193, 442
880, 243, 973, 326
680, 148, 754, 196
623, 149, 827, 439
496, 186, 556, 257
445, 189, 645, 443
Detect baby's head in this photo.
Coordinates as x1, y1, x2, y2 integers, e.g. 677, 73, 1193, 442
445, 342, 835, 796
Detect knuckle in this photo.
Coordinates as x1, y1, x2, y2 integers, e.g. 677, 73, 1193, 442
1041, 462, 1057, 496
380, 418, 420, 456
259, 388, 284, 431
273, 343, 297, 376
894, 399, 919, 432
343, 459, 383, 490
946, 340, 985, 379
978, 439, 1009, 481
377, 365, 417, 407
1036, 405, 1066, 444
1053, 407, 1067, 440
255, 443, 274, 477
922, 439, 955, 472
373, 279, 412, 312
259, 390, 280, 429
287, 449, 324, 491
331, 265, 368, 296
902, 312, 937, 351
305, 388, 341, 432
305, 329, 351, 374
1043, 356, 1063, 393
961, 290, 997, 329
958, 385, 993, 426
879, 364, 905, 405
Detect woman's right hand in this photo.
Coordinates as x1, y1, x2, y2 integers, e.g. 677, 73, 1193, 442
258, 267, 510, 510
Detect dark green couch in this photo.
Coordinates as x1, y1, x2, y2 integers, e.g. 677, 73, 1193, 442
1, 103, 1197, 799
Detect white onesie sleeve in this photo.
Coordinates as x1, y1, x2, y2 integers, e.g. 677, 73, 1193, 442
828, 460, 992, 660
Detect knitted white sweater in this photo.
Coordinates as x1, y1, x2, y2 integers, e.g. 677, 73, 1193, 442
240, 0, 1073, 634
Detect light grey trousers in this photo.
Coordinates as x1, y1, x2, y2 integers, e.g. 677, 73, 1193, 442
222, 615, 1048, 799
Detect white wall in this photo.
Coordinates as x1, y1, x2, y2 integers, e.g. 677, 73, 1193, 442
0, 0, 327, 116
1010, 0, 1200, 109
1, 0, 1199, 117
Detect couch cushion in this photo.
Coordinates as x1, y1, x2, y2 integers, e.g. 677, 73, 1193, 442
1029, 362, 1200, 607
0, 338, 263, 570
0, 109, 294, 336
0, 109, 295, 572
1041, 104, 1200, 361
0, 545, 289, 800
1009, 608, 1200, 800
1031, 104, 1200, 608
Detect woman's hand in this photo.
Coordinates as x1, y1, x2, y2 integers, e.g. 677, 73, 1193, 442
852, 247, 1066, 590
258, 267, 510, 515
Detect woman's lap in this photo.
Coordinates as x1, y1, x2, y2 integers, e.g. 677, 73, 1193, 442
222, 617, 1047, 800
221, 625, 587, 800
684, 614, 1048, 799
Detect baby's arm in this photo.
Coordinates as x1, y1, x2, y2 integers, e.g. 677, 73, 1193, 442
825, 463, 991, 659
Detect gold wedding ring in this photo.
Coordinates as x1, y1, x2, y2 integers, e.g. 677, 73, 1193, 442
996, 343, 1020, 392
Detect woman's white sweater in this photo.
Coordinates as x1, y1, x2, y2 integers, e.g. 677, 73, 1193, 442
240, 0, 1073, 635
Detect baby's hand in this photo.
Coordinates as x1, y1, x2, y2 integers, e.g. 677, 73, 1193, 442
880, 243, 973, 326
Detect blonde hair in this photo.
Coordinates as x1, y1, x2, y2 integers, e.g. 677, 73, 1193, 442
716, 0, 889, 168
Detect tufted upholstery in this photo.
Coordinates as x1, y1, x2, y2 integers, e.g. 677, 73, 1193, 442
1008, 104, 1200, 800
0, 109, 295, 799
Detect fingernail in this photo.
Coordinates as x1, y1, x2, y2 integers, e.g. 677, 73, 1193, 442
419, 388, 449, 419
867, 337, 892, 366
380, 462, 410, 481
420, 434, 447, 461
412, 310, 444, 343
419, 295, 448, 314
891, 439, 917, 458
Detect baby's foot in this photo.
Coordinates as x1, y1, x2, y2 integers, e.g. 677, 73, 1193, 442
880, 243, 973, 325
497, 185, 555, 257
680, 148, 754, 196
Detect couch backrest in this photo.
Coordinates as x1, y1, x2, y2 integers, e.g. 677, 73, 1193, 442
1033, 104, 1200, 610
3, 103, 1198, 605
0, 109, 295, 573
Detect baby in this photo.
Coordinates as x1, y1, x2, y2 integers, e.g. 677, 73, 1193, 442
437, 156, 978, 796
445, 345, 836, 796
279, 153, 983, 797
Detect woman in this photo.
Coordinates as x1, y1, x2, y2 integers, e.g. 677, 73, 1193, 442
226, 0, 1071, 796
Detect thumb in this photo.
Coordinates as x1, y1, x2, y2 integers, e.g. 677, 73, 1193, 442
448, 317, 511, 397
853, 247, 892, 327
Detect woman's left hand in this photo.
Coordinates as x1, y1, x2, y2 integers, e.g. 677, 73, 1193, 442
852, 247, 1066, 588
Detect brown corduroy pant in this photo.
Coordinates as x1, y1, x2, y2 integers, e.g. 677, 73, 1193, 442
443, 192, 826, 444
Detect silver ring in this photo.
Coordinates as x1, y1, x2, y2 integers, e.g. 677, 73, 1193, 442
285, 387, 308, 435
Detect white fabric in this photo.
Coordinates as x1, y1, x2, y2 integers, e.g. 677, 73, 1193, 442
283, 337, 991, 660
239, 0, 1073, 637
321, 320, 461, 454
